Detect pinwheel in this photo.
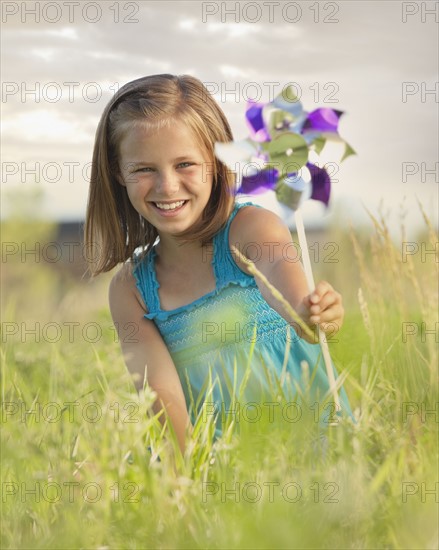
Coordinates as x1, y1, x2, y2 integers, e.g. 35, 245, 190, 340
215, 85, 355, 410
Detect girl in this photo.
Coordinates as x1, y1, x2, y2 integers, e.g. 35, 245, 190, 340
85, 74, 353, 453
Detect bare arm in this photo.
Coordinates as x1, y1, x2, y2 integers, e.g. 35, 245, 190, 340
109, 263, 192, 454
229, 206, 344, 343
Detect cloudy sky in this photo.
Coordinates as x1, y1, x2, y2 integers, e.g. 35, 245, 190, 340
2, 0, 438, 237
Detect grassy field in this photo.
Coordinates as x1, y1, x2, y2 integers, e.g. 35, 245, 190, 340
1, 206, 438, 549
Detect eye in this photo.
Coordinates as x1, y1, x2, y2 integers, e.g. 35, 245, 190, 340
177, 162, 193, 169
135, 167, 154, 173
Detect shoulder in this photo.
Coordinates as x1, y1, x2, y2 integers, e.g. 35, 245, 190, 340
228, 204, 294, 273
229, 204, 292, 247
109, 260, 148, 313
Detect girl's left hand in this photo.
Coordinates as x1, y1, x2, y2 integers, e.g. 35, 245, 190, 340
298, 281, 344, 335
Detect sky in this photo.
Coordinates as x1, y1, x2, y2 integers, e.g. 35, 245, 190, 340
1, 0, 438, 238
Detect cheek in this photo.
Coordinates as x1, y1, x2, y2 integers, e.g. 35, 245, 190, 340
190, 169, 214, 192
124, 181, 147, 207
125, 173, 153, 194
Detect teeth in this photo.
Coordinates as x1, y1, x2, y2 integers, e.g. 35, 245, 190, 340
155, 200, 185, 211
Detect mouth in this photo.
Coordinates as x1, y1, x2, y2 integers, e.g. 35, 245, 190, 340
150, 200, 188, 215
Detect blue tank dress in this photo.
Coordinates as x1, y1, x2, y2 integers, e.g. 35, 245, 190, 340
133, 202, 354, 439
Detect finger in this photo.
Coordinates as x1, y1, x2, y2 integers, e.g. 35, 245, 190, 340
309, 301, 344, 325
312, 307, 344, 329
310, 281, 333, 304
309, 291, 341, 318
310, 291, 342, 314
318, 305, 344, 324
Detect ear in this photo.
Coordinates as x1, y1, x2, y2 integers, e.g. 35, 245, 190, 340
116, 174, 126, 187
114, 167, 126, 187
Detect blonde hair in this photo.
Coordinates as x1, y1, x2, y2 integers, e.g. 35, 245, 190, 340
84, 74, 236, 275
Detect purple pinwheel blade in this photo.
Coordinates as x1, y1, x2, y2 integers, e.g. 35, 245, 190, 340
245, 101, 270, 142
239, 168, 279, 194
303, 108, 343, 133
307, 162, 331, 206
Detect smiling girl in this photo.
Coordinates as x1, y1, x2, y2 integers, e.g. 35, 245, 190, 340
85, 74, 353, 453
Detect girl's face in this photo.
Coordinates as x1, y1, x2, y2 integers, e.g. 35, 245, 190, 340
118, 119, 214, 241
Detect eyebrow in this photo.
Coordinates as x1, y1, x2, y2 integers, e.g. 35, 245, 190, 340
129, 156, 198, 167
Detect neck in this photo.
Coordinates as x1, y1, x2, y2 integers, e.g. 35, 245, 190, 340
155, 235, 211, 269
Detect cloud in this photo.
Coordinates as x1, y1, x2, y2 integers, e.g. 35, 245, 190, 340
1, 0, 437, 234
3, 109, 91, 144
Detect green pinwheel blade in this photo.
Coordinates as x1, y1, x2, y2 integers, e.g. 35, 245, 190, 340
265, 132, 309, 175
341, 141, 356, 161
311, 136, 326, 155
267, 109, 294, 138
275, 181, 303, 210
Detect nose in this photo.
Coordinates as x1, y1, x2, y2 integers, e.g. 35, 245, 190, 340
155, 170, 180, 196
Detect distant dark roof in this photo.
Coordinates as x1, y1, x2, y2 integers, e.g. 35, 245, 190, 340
55, 221, 85, 242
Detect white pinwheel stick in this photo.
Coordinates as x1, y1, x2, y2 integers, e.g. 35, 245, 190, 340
283, 176, 341, 412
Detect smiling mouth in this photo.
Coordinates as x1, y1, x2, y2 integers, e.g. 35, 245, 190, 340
152, 200, 188, 211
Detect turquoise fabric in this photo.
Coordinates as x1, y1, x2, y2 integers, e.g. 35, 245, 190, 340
133, 201, 354, 438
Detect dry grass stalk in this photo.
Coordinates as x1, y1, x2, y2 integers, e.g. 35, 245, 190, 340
230, 245, 314, 340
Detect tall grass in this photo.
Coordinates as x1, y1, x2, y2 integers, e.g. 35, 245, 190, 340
1, 206, 438, 549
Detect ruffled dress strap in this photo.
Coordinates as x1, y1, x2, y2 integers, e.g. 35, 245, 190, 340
212, 200, 262, 288
132, 248, 161, 320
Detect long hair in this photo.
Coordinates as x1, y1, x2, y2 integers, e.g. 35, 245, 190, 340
84, 74, 236, 275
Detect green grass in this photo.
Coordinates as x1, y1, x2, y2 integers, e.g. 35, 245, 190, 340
1, 209, 438, 549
